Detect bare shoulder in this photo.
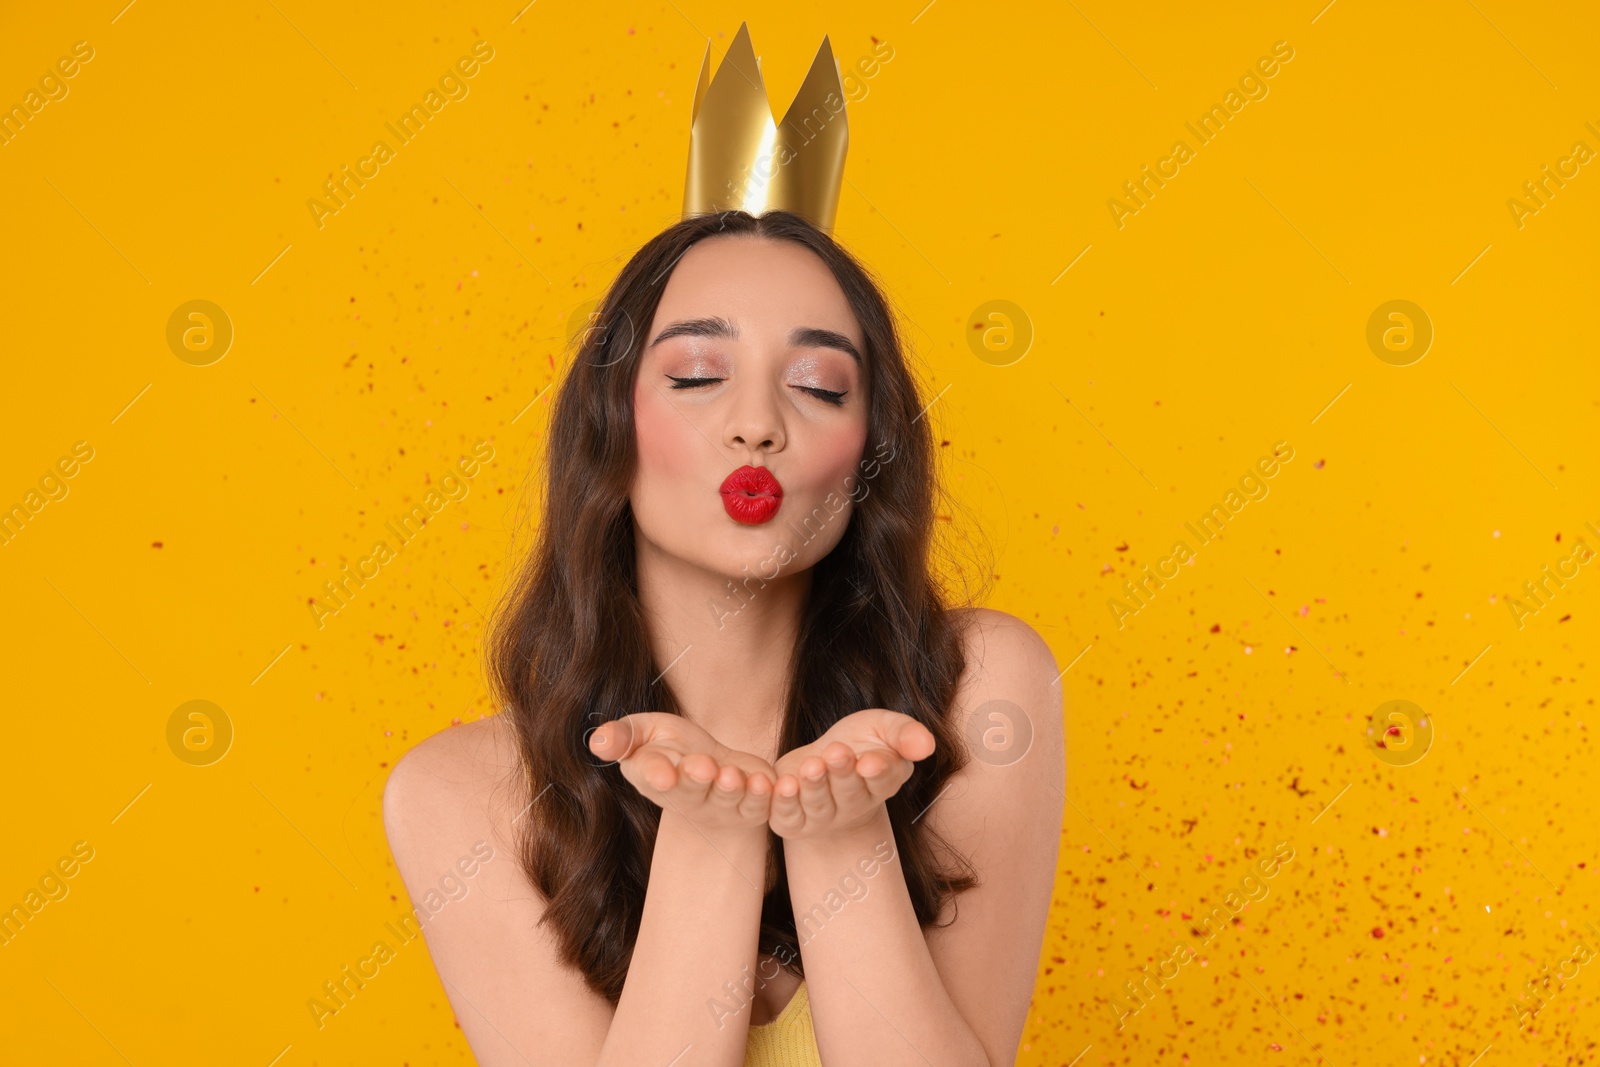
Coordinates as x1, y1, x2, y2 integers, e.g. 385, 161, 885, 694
922, 606, 1065, 1064
382, 715, 530, 897
383, 714, 523, 846
947, 604, 1062, 671
934, 605, 1064, 814
945, 607, 1064, 748
382, 715, 613, 1064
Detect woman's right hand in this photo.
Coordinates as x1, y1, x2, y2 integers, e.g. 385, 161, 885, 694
588, 713, 776, 838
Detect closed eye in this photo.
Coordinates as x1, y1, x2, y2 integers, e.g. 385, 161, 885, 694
666, 376, 848, 407
799, 386, 847, 406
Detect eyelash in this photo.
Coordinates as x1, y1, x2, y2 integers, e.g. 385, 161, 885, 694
665, 375, 848, 407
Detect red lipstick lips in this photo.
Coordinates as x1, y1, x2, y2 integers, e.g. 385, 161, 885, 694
720, 465, 783, 525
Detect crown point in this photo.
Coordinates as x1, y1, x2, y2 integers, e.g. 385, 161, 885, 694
681, 23, 848, 233
690, 41, 713, 122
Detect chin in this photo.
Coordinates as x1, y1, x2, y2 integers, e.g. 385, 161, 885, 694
728, 512, 851, 577
706, 522, 804, 580
634, 486, 854, 582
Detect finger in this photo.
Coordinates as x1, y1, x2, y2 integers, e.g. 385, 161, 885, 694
821, 741, 855, 769
591, 713, 672, 764
822, 741, 873, 808
738, 769, 774, 822
798, 755, 837, 824
588, 717, 637, 763
671, 750, 720, 805
886, 716, 936, 761
770, 751, 805, 786
706, 762, 748, 814
630, 746, 680, 794
855, 746, 911, 801
770, 773, 804, 834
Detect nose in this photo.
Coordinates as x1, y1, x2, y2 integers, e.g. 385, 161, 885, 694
722, 379, 786, 457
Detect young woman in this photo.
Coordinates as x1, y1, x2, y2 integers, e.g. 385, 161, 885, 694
382, 208, 1064, 1067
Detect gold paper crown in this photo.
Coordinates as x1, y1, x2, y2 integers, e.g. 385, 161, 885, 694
682, 23, 849, 233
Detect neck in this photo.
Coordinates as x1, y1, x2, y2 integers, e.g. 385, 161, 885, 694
634, 531, 811, 762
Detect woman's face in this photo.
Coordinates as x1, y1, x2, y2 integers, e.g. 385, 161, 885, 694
630, 234, 870, 587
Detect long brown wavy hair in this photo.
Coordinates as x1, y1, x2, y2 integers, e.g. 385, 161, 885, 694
485, 208, 984, 1004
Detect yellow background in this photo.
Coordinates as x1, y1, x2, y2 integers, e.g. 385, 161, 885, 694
2, 0, 1597, 1063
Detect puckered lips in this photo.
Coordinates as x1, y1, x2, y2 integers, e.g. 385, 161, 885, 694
719, 464, 783, 525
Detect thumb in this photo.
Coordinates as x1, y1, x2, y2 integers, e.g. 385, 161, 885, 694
590, 715, 642, 762
886, 714, 935, 761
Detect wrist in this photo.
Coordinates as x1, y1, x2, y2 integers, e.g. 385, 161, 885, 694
657, 806, 770, 860
781, 803, 894, 857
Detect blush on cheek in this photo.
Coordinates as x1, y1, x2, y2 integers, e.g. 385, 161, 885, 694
629, 382, 725, 565
808, 427, 870, 498
632, 384, 704, 489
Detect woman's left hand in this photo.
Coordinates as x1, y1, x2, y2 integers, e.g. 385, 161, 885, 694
768, 708, 935, 841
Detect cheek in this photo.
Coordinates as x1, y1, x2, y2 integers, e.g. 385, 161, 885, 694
804, 422, 869, 495
635, 380, 690, 450
631, 385, 704, 504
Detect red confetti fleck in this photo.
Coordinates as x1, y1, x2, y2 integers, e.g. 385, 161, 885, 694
151, 541, 163, 548
1313, 459, 1325, 469
1372, 927, 1385, 938
1210, 624, 1221, 633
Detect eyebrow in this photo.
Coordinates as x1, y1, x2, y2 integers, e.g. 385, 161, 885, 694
648, 316, 862, 365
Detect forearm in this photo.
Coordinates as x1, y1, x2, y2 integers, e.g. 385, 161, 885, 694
785, 808, 990, 1067
596, 809, 767, 1067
